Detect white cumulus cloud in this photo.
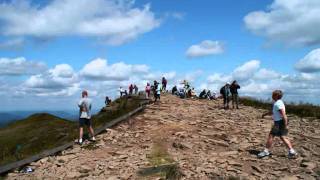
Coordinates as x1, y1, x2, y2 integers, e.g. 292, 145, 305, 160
80, 58, 149, 81
295, 48, 320, 73
254, 68, 281, 80
186, 40, 224, 58
0, 0, 160, 45
0, 57, 46, 76
244, 0, 320, 46
232, 60, 260, 81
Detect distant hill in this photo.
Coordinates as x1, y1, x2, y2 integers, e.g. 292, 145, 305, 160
0, 95, 145, 167
0, 113, 78, 166
0, 113, 23, 127
0, 110, 92, 128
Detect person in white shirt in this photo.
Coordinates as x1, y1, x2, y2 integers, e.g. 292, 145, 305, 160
258, 90, 297, 158
78, 90, 95, 144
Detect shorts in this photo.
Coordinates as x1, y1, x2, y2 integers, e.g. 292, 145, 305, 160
270, 120, 288, 137
79, 118, 92, 127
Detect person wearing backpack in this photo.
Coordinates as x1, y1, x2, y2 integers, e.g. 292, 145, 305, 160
230, 80, 240, 109
220, 82, 231, 109
78, 90, 95, 145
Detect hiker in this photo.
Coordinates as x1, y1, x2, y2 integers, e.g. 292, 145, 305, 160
78, 90, 95, 144
199, 89, 207, 99
258, 90, 298, 158
171, 85, 178, 95
212, 91, 217, 100
220, 82, 231, 109
178, 88, 186, 98
119, 87, 127, 97
191, 88, 197, 98
129, 84, 134, 95
145, 83, 151, 99
162, 77, 167, 92
230, 80, 241, 109
105, 96, 112, 106
186, 88, 192, 98
207, 90, 214, 100
134, 84, 138, 94
153, 81, 161, 102
183, 80, 190, 91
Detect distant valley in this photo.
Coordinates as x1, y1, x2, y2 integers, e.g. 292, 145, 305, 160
0, 110, 97, 128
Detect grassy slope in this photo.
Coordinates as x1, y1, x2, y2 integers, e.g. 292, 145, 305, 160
0, 95, 145, 167
0, 113, 78, 166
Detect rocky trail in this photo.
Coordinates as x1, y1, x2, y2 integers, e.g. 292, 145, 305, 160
6, 94, 320, 179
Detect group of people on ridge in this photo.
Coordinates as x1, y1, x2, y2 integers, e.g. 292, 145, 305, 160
220, 80, 240, 109
77, 78, 298, 159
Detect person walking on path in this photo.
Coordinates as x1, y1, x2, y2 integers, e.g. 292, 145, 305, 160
258, 90, 298, 158
153, 81, 161, 102
162, 77, 167, 92
145, 83, 151, 99
220, 82, 231, 109
230, 80, 240, 109
78, 90, 95, 144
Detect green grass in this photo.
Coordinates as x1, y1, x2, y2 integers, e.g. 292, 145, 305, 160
0, 95, 145, 167
147, 141, 174, 166
140, 139, 182, 179
240, 97, 320, 119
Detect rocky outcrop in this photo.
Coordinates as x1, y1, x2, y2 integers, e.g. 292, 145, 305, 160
7, 94, 320, 179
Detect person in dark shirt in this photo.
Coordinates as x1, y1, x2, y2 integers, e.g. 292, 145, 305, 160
171, 85, 178, 95
230, 80, 240, 109
105, 96, 111, 106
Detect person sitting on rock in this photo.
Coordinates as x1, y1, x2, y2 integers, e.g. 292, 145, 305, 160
105, 96, 112, 106
258, 90, 298, 159
207, 90, 214, 100
191, 88, 197, 98
199, 89, 207, 99
78, 90, 95, 144
119, 87, 127, 97
171, 85, 178, 95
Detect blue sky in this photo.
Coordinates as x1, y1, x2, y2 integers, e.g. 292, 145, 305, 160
0, 0, 320, 111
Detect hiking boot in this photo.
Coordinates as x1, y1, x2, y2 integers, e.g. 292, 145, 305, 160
258, 150, 270, 158
288, 151, 298, 159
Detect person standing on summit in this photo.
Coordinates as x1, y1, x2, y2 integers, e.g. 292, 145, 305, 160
78, 90, 95, 145
230, 80, 240, 109
162, 77, 167, 92
129, 84, 134, 95
220, 82, 231, 109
